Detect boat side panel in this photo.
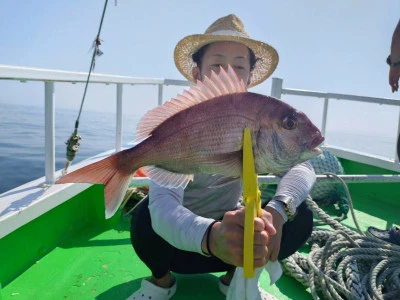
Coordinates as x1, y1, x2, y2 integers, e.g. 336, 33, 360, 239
0, 185, 115, 287
339, 158, 400, 229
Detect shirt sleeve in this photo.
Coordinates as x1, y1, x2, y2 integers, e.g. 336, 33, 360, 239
267, 160, 316, 222
148, 181, 215, 255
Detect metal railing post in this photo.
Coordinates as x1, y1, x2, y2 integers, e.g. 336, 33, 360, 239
321, 97, 329, 139
44, 82, 55, 184
158, 83, 164, 106
116, 83, 123, 152
271, 78, 283, 99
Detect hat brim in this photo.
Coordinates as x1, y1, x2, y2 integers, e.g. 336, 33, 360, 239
174, 34, 279, 88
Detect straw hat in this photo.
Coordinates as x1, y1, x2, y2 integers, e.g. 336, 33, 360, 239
174, 14, 279, 88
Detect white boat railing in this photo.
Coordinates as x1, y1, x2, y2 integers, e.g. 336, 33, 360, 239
271, 78, 400, 172
0, 64, 191, 184
1, 64, 399, 185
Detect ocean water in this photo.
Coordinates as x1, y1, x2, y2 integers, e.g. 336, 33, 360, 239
0, 102, 397, 194
0, 102, 139, 194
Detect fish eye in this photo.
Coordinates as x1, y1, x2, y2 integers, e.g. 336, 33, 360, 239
282, 116, 297, 130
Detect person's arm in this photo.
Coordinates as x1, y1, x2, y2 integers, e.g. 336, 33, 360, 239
389, 19, 400, 92
267, 160, 316, 222
148, 182, 214, 255
264, 160, 316, 261
150, 180, 275, 267
391, 20, 400, 62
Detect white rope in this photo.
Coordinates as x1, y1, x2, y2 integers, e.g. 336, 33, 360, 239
281, 188, 400, 299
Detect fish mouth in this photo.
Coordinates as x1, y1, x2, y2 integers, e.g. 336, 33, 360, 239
308, 133, 325, 153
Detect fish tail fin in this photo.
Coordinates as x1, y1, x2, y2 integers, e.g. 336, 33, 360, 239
56, 152, 134, 219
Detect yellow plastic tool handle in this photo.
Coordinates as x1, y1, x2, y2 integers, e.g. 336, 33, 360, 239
242, 127, 262, 278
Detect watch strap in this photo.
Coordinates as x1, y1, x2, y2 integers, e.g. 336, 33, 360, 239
272, 195, 296, 221
387, 55, 400, 67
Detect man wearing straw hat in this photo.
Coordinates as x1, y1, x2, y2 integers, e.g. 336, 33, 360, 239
129, 14, 316, 299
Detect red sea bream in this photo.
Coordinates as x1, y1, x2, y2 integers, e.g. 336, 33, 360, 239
56, 66, 324, 218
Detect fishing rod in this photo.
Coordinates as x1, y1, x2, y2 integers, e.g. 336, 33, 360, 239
61, 0, 109, 176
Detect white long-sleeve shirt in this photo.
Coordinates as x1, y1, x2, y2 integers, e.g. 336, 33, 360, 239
148, 160, 316, 255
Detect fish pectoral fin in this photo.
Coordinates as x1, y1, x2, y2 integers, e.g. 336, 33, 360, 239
142, 166, 194, 189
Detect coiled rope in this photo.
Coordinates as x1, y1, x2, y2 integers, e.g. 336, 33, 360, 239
281, 173, 400, 300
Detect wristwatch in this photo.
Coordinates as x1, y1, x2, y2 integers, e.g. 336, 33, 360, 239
272, 195, 297, 221
386, 55, 400, 67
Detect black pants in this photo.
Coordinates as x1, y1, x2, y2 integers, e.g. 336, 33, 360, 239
130, 197, 313, 279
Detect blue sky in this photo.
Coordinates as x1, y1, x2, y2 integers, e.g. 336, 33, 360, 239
0, 0, 399, 138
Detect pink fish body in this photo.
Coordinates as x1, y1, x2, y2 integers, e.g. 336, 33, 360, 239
57, 66, 324, 218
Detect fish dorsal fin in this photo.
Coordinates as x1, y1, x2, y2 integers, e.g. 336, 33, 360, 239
135, 65, 247, 142
141, 166, 194, 189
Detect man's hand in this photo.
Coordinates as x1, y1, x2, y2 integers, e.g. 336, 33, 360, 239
389, 66, 400, 93
205, 208, 276, 268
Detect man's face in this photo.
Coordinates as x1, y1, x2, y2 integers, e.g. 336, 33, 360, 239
193, 41, 252, 86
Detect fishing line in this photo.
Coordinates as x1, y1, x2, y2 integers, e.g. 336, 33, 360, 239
62, 0, 109, 176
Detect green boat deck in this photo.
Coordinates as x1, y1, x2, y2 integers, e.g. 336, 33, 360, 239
1, 159, 399, 299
